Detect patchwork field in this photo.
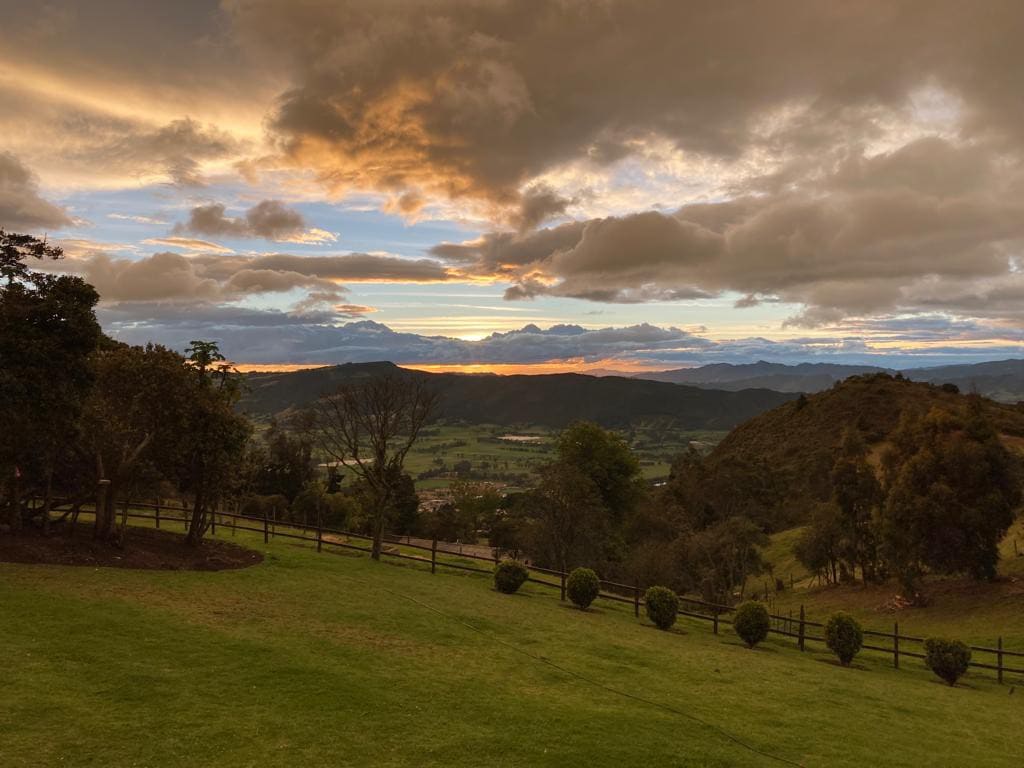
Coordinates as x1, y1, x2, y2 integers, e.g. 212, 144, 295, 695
2, 523, 1022, 767
396, 423, 728, 490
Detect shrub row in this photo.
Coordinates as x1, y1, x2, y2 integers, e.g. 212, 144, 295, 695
493, 563, 975, 687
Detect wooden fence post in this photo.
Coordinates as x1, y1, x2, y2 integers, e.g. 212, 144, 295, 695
894, 621, 900, 669
633, 579, 640, 618
431, 536, 437, 574
263, 508, 269, 544
317, 513, 323, 553
798, 605, 805, 651
560, 570, 566, 601
211, 506, 216, 536
997, 636, 1004, 685
713, 610, 719, 636
155, 501, 161, 529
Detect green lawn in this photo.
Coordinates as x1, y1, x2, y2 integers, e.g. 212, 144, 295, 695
2, 525, 1022, 767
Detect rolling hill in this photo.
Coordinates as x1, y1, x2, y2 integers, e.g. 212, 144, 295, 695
703, 373, 1024, 517
239, 361, 798, 429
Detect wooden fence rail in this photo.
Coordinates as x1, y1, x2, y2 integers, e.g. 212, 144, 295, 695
35, 497, 1024, 684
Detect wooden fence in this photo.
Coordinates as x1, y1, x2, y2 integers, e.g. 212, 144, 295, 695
39, 498, 1024, 685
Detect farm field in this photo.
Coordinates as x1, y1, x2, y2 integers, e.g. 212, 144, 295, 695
392, 423, 728, 491
763, 518, 1024, 653
2, 523, 1022, 768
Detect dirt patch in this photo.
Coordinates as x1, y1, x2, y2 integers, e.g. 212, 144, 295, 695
0, 523, 262, 571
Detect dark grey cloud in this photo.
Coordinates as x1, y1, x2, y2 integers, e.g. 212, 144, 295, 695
435, 138, 1024, 324
238, 253, 453, 282
229, 2, 1024, 205
173, 199, 310, 240
55, 246, 453, 316
0, 153, 72, 231
509, 186, 572, 232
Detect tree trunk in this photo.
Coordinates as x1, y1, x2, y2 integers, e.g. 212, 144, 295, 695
186, 490, 207, 547
94, 481, 111, 540
41, 467, 53, 535
9, 468, 22, 533
370, 486, 391, 561
371, 508, 385, 560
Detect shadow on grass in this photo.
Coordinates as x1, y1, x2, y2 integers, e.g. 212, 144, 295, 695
814, 657, 870, 671
638, 622, 688, 637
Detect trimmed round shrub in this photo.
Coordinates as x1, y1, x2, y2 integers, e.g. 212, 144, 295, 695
733, 601, 770, 648
644, 586, 679, 630
494, 560, 529, 594
924, 638, 972, 686
824, 612, 863, 666
566, 567, 601, 610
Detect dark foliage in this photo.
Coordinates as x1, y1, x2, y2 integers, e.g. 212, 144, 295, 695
644, 585, 679, 630
824, 612, 864, 666
733, 601, 770, 648
879, 402, 1020, 594
494, 559, 529, 594
924, 638, 972, 686
566, 567, 601, 609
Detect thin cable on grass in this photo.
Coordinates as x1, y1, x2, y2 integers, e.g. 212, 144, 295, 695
340, 573, 804, 767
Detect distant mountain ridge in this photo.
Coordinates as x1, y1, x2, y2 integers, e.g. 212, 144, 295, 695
239, 361, 797, 429
634, 359, 1024, 402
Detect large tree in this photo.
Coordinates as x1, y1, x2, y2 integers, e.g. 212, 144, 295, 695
554, 421, 643, 524
82, 343, 195, 540
0, 231, 101, 531
525, 460, 605, 572
312, 374, 436, 559
250, 417, 316, 503
829, 427, 883, 582
178, 341, 251, 546
879, 403, 1021, 596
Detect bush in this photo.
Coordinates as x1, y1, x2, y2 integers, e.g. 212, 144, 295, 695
733, 601, 770, 648
924, 638, 972, 686
494, 560, 529, 594
566, 567, 601, 610
824, 612, 863, 666
644, 586, 679, 630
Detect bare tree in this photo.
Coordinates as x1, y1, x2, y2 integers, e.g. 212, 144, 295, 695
312, 375, 437, 559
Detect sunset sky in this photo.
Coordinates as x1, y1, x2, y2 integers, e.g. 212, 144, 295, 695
5, 1, 1024, 371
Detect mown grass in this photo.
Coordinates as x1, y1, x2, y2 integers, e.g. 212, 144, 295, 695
2, 524, 1022, 768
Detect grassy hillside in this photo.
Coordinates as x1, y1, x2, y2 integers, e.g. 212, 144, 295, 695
706, 374, 1024, 515
240, 362, 797, 429
2, 524, 1023, 767
764, 517, 1024, 653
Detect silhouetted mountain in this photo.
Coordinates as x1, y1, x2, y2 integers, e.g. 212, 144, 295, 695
901, 359, 1024, 402
636, 359, 1024, 402
637, 361, 891, 392
239, 361, 797, 429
